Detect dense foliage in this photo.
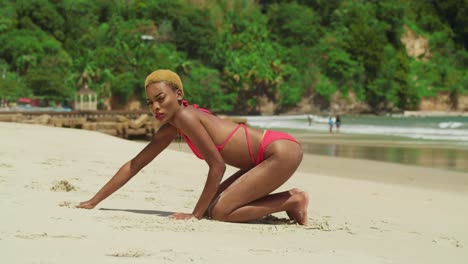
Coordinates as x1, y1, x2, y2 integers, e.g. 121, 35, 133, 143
0, 0, 466, 113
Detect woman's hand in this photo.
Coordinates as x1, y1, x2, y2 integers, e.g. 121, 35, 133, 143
168, 212, 198, 220
76, 200, 97, 209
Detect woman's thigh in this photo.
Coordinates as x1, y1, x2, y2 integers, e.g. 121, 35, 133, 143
211, 140, 303, 216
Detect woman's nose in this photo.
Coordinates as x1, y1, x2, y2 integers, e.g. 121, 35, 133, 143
152, 102, 160, 112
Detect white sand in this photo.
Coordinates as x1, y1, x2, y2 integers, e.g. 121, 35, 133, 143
1, 122, 467, 263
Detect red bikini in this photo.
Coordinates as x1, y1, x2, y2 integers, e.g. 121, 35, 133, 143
179, 100, 298, 165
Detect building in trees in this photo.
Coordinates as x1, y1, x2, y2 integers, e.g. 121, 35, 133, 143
74, 85, 97, 111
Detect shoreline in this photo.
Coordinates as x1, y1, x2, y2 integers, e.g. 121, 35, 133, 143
403, 110, 468, 117
2, 114, 466, 172
167, 142, 468, 193
290, 132, 468, 151
168, 127, 468, 173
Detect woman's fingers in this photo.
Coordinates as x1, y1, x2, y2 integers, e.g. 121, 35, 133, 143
76, 201, 95, 209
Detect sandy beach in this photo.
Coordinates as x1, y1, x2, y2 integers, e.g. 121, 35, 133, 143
1, 122, 467, 263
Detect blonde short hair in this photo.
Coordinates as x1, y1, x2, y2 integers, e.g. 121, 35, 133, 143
144, 69, 183, 94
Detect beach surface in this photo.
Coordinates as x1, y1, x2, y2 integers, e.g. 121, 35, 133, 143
1, 122, 467, 263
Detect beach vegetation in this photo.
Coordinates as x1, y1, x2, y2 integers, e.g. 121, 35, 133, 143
0, 0, 466, 113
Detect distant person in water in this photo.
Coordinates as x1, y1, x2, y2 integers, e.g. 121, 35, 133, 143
307, 114, 312, 126
328, 116, 333, 133
335, 115, 341, 133
77, 69, 309, 225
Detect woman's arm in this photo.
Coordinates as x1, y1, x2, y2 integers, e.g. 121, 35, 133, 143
173, 110, 226, 219
77, 124, 178, 209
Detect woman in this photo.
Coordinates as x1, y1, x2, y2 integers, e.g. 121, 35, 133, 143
77, 69, 309, 225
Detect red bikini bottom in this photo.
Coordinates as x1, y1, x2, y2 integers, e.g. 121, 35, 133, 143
254, 130, 299, 165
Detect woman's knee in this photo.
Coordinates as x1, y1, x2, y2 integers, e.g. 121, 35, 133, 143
209, 203, 231, 221
206, 195, 229, 221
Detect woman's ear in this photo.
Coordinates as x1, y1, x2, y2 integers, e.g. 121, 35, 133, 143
177, 89, 183, 100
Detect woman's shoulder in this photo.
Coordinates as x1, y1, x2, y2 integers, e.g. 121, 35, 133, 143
174, 106, 199, 122
173, 106, 210, 132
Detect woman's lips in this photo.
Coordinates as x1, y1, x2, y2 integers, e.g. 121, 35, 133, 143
155, 113, 164, 120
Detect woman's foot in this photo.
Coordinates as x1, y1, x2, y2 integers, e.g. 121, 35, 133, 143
286, 188, 309, 226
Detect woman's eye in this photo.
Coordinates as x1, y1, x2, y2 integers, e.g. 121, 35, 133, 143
146, 101, 153, 106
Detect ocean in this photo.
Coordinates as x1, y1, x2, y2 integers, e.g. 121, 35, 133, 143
243, 114, 468, 173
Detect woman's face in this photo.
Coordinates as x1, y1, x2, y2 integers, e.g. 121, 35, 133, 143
145, 82, 182, 124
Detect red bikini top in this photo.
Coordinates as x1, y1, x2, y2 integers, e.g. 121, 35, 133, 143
178, 100, 255, 163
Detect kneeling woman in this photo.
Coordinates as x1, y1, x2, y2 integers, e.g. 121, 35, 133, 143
77, 69, 309, 225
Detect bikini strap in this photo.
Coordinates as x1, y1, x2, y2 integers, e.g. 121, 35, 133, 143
242, 124, 256, 164
178, 128, 204, 159
180, 101, 256, 164
216, 123, 244, 150
216, 124, 255, 164
182, 99, 211, 114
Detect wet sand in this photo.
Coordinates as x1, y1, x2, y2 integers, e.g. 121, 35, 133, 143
289, 131, 468, 173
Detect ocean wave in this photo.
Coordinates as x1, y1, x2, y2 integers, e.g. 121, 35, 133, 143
438, 122, 463, 129
244, 115, 468, 142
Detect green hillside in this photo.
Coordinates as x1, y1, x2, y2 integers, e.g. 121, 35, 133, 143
0, 0, 466, 114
